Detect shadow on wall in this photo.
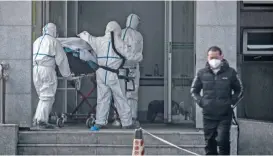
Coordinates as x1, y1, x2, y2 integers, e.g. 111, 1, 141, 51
238, 119, 273, 155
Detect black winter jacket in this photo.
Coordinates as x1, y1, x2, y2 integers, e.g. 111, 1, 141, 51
191, 60, 243, 120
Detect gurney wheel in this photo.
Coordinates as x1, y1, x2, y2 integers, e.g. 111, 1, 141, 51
57, 118, 65, 128
86, 117, 95, 128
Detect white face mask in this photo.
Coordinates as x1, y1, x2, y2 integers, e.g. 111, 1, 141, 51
208, 59, 221, 69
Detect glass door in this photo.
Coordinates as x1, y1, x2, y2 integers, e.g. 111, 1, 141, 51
46, 1, 79, 116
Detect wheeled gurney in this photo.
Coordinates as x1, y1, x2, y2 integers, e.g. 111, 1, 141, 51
53, 73, 119, 128
51, 37, 100, 128
52, 35, 135, 128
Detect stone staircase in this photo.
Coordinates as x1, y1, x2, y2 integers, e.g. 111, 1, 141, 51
17, 125, 206, 155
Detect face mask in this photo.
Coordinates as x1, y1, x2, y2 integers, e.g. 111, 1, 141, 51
209, 59, 221, 69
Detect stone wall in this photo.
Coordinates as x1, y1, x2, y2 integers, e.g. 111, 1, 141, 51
0, 1, 32, 127
0, 124, 18, 154
195, 1, 238, 128
238, 119, 273, 155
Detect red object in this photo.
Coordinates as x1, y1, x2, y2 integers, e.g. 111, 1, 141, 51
141, 150, 144, 155
135, 140, 140, 145
132, 139, 144, 156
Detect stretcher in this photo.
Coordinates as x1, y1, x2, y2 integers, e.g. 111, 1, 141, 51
53, 74, 119, 128
52, 37, 122, 128
52, 34, 138, 128
51, 38, 98, 128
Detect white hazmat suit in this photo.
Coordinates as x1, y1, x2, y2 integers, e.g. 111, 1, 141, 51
112, 14, 143, 126
33, 23, 71, 127
121, 14, 143, 120
78, 21, 138, 128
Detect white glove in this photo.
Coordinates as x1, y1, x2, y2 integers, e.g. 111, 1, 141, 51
65, 74, 73, 81
77, 31, 89, 39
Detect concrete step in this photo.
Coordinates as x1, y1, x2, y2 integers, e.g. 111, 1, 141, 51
18, 128, 206, 155
19, 130, 205, 145
18, 144, 205, 155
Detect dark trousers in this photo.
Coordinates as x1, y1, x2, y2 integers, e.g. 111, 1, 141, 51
203, 118, 232, 155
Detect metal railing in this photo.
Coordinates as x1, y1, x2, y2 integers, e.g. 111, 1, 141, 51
0, 62, 9, 124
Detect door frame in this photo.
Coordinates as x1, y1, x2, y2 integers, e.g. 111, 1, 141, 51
164, 1, 173, 123
163, 1, 196, 124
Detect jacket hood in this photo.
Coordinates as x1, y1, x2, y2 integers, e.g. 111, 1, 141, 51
42, 23, 57, 37
125, 14, 140, 30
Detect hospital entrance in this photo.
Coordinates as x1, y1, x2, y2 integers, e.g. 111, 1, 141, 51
32, 1, 196, 129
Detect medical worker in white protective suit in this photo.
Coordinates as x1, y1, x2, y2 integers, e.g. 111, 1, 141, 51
78, 21, 138, 131
33, 23, 72, 129
112, 14, 143, 127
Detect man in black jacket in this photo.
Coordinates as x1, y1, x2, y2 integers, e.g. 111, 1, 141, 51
191, 46, 243, 155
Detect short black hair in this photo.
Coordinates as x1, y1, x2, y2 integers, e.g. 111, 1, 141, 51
207, 46, 222, 55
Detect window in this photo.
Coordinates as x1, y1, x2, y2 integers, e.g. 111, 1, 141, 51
243, 29, 273, 55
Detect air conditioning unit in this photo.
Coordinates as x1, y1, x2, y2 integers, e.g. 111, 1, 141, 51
243, 1, 273, 4
243, 29, 273, 55
243, 29, 273, 62
242, 0, 273, 10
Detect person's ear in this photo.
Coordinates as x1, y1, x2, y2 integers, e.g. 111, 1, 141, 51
220, 54, 224, 60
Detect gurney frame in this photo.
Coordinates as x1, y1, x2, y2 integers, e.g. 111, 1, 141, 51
51, 73, 97, 128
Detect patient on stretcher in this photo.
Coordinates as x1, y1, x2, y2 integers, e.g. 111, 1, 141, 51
56, 37, 99, 75
58, 37, 97, 62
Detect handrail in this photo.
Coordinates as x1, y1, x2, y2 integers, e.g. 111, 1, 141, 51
232, 96, 243, 125
0, 62, 9, 124
231, 96, 243, 155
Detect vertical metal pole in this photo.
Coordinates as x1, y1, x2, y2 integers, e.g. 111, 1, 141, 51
74, 1, 79, 115
41, 1, 44, 26
64, 0, 68, 37
45, 1, 50, 23
167, 1, 172, 123
75, 0, 78, 34
0, 66, 5, 124
163, 1, 168, 123
75, 85, 78, 115
64, 79, 68, 114
0, 64, 7, 124
64, 0, 68, 115
164, 1, 173, 123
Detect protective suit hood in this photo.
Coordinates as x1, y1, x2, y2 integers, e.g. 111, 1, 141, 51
126, 14, 140, 30
42, 23, 57, 38
105, 21, 122, 37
